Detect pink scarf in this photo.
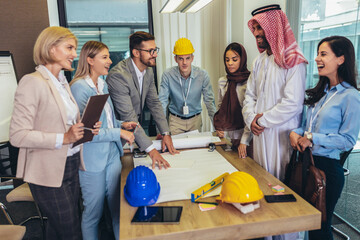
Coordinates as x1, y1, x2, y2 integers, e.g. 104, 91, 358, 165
248, 8, 308, 69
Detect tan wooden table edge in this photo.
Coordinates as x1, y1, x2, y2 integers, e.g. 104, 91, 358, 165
120, 146, 321, 240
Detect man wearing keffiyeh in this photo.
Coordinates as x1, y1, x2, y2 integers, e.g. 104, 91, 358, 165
242, 6, 307, 239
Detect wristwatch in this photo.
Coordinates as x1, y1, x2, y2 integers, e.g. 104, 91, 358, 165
304, 131, 313, 147
162, 132, 171, 136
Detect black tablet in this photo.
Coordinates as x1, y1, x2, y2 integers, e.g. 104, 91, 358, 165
131, 206, 182, 224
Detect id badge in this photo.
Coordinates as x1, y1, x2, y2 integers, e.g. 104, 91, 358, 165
183, 105, 189, 115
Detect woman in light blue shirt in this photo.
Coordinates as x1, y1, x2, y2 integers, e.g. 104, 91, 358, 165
290, 36, 360, 240
70, 41, 136, 240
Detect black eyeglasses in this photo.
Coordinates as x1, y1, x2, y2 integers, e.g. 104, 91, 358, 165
135, 47, 160, 56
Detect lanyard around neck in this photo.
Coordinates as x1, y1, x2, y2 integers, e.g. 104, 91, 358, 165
308, 90, 338, 132
179, 77, 192, 106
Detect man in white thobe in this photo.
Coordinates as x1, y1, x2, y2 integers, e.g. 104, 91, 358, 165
243, 5, 308, 240
243, 5, 307, 181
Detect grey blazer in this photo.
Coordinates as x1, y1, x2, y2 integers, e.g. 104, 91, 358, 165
106, 58, 169, 151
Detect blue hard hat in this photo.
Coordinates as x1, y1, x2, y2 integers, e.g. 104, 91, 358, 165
124, 165, 161, 207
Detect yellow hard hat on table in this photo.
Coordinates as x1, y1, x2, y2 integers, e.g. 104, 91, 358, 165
173, 38, 195, 55
216, 171, 264, 203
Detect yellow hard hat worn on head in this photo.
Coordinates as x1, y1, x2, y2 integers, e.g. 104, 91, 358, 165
173, 38, 195, 55
217, 171, 264, 203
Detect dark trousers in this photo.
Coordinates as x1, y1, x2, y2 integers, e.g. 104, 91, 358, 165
309, 155, 344, 240
29, 152, 82, 240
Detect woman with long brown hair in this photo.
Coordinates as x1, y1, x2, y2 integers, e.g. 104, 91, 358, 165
290, 36, 360, 239
70, 41, 136, 240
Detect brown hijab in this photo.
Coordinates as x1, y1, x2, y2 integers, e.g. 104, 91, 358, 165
213, 43, 250, 131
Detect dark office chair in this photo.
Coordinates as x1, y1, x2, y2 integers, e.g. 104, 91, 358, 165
339, 149, 352, 177
0, 143, 18, 179
0, 205, 26, 240
1, 183, 46, 226
0, 143, 46, 238
331, 148, 354, 240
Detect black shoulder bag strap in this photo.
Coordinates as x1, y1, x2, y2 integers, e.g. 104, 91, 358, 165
301, 148, 312, 196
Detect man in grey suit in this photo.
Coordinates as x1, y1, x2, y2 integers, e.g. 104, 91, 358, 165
106, 31, 178, 169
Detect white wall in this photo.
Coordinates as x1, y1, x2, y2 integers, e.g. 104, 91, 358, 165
47, 0, 59, 26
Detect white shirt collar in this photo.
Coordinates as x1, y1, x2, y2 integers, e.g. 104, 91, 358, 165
39, 65, 68, 87
131, 58, 146, 78
84, 76, 114, 128
38, 66, 80, 155
84, 75, 105, 94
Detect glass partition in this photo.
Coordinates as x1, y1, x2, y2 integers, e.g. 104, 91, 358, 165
60, 0, 155, 135
299, 0, 360, 89
64, 0, 149, 77
336, 149, 360, 230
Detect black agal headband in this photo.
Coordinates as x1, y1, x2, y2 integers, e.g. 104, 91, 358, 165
251, 4, 281, 16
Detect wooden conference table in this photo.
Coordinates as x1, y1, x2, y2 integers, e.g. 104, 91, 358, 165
119, 146, 321, 240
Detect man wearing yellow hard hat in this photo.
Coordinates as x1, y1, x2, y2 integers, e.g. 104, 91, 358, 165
158, 38, 216, 135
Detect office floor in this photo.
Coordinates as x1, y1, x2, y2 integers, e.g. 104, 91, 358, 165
332, 152, 360, 240
335, 152, 360, 230
333, 216, 360, 240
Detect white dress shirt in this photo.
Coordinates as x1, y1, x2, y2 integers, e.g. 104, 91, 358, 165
131, 58, 146, 94
130, 59, 155, 153
40, 65, 80, 156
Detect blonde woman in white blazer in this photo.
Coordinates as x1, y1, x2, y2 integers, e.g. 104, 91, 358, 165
10, 26, 100, 240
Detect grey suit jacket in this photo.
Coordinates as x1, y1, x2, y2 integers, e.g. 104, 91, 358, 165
106, 58, 169, 151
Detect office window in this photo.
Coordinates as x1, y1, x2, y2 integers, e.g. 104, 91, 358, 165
59, 0, 156, 135
299, 0, 360, 89
61, 0, 150, 76
298, 0, 360, 232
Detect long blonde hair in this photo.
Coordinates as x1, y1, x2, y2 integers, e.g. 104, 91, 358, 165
71, 41, 109, 85
33, 26, 77, 66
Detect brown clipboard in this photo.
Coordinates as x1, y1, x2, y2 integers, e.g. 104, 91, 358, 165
73, 94, 109, 147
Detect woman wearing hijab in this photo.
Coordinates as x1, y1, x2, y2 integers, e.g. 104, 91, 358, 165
214, 42, 252, 159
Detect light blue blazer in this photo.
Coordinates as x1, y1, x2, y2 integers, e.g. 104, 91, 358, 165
71, 78, 124, 172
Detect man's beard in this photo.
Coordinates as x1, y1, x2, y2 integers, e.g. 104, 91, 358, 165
256, 36, 269, 50
140, 54, 156, 67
